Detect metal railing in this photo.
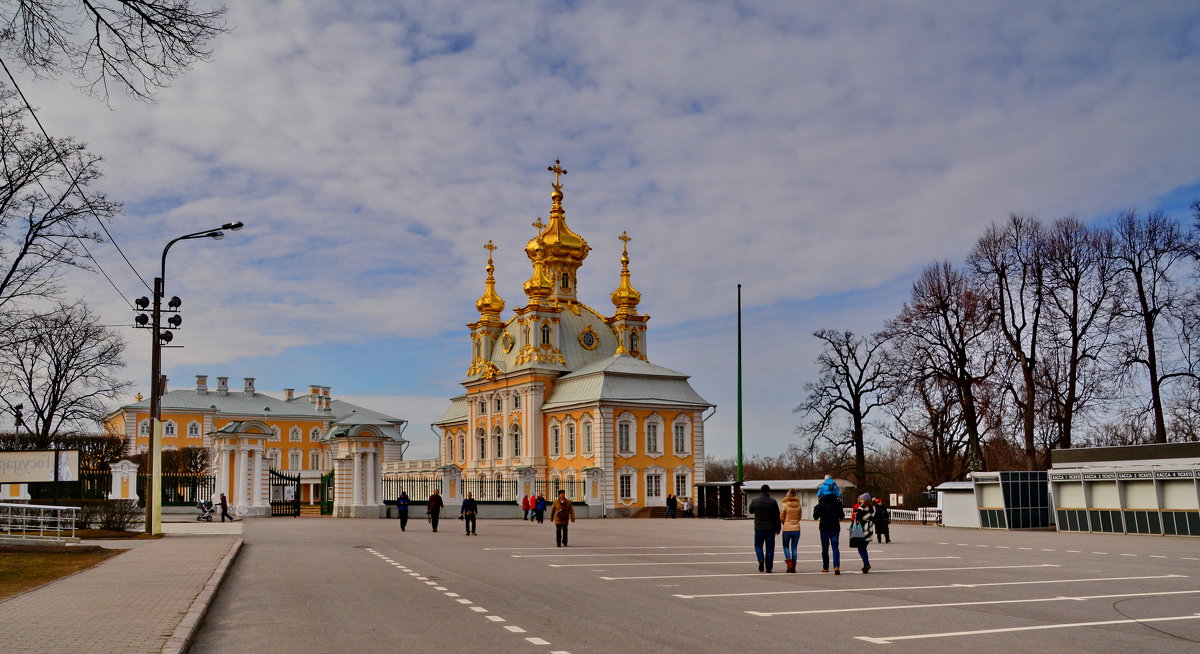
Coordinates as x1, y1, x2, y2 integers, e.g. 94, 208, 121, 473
889, 508, 942, 524
25, 470, 216, 507
382, 476, 442, 505
535, 480, 585, 503
460, 478, 518, 502
0, 502, 79, 542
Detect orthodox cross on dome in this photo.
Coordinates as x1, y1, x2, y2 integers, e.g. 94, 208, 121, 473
531, 216, 546, 234
484, 239, 497, 262
618, 230, 631, 254
548, 159, 568, 190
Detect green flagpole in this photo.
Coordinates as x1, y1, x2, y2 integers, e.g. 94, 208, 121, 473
737, 283, 743, 485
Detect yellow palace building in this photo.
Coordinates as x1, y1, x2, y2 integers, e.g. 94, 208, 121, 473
433, 162, 714, 516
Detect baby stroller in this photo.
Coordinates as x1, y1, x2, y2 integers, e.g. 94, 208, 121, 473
196, 499, 214, 522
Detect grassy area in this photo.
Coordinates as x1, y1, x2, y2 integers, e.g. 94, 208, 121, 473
0, 545, 124, 601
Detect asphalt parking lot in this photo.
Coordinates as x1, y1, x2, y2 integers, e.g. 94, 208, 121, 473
191, 516, 1200, 653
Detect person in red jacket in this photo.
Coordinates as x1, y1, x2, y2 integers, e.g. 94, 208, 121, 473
426, 488, 445, 532
521, 494, 531, 521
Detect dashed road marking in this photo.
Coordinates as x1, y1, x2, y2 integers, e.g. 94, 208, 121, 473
672, 574, 1183, 599
605, 563, 1058, 581
487, 616, 505, 622
748, 589, 1200, 616
855, 613, 1200, 645
505, 625, 527, 633
551, 556, 958, 568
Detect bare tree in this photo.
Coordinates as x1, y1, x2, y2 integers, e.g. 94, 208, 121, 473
880, 373, 971, 486
1110, 209, 1196, 443
0, 301, 129, 445
1, 0, 228, 102
0, 87, 115, 328
968, 215, 1047, 469
884, 261, 1000, 470
1037, 217, 1120, 450
794, 329, 889, 488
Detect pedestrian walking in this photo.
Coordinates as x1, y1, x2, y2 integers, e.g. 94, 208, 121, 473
218, 493, 237, 523
460, 491, 478, 535
534, 493, 547, 524
748, 484, 781, 573
850, 493, 876, 573
779, 488, 802, 573
427, 488, 444, 532
396, 491, 410, 532
666, 493, 677, 518
549, 489, 575, 547
683, 496, 694, 518
813, 492, 844, 574
873, 498, 891, 543
521, 494, 531, 521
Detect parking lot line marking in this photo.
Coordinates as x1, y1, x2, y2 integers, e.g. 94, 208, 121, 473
1184, 557, 1200, 561
1066, 550, 1080, 553
854, 613, 1200, 645
1150, 555, 1167, 559
524, 637, 549, 644
424, 581, 438, 585
434, 586, 447, 591
445, 592, 459, 597
1092, 552, 1107, 554
505, 625, 526, 633
485, 545, 749, 551
487, 616, 506, 622
995, 546, 1010, 549
1041, 549, 1055, 552
608, 563, 1060, 581
457, 599, 473, 605
513, 550, 820, 558
1018, 547, 1032, 550
470, 606, 488, 613
1120, 553, 1137, 557
671, 574, 1181, 599
747, 589, 1200, 616
551, 556, 959, 568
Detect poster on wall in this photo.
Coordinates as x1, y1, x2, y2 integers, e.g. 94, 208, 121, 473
0, 450, 80, 483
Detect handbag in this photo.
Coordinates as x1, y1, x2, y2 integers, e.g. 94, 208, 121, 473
848, 522, 866, 548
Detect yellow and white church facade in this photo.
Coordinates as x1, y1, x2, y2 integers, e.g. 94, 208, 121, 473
433, 162, 713, 516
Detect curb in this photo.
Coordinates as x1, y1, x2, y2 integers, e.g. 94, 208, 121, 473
162, 536, 243, 654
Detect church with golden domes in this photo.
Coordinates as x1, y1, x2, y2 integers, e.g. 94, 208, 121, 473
433, 161, 713, 516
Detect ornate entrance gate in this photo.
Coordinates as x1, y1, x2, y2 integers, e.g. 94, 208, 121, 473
319, 470, 334, 515
268, 468, 301, 517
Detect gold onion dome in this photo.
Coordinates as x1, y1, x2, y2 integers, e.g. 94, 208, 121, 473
523, 219, 553, 301
611, 231, 641, 316
475, 240, 505, 318
525, 160, 590, 264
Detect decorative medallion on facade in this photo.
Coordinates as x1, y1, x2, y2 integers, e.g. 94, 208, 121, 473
579, 325, 600, 350
501, 332, 515, 353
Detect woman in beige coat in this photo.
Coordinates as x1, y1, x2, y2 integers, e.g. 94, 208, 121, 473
779, 488, 803, 573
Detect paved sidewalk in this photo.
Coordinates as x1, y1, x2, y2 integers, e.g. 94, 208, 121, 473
0, 525, 242, 654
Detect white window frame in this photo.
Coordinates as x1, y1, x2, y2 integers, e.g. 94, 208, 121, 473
646, 472, 662, 499
674, 470, 690, 498
270, 426, 281, 442
139, 419, 150, 436
582, 419, 593, 456
288, 449, 302, 470
566, 421, 576, 456
187, 421, 201, 438
673, 416, 691, 455
476, 429, 486, 461
495, 397, 503, 413
513, 394, 521, 409
269, 448, 281, 469
458, 435, 465, 461
310, 427, 322, 441
550, 424, 561, 457
618, 468, 637, 502
644, 414, 664, 456
511, 424, 522, 458
289, 426, 302, 442
494, 426, 504, 460
163, 420, 176, 437
310, 450, 322, 470
617, 414, 635, 455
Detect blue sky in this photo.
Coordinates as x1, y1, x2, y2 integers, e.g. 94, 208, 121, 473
20, 1, 1200, 459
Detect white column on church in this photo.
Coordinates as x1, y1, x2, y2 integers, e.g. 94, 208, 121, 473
252, 447, 264, 507
352, 449, 362, 505
365, 449, 376, 504
238, 447, 249, 506
215, 448, 227, 501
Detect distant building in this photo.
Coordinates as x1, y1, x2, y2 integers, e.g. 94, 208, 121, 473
104, 376, 407, 504
430, 162, 714, 516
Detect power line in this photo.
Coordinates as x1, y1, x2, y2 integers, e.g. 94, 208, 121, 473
0, 57, 154, 301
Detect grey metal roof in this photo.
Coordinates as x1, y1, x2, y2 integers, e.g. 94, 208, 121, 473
434, 396, 468, 426
935, 481, 975, 491
117, 389, 323, 418
464, 302, 623, 382
540, 355, 711, 411
286, 396, 407, 442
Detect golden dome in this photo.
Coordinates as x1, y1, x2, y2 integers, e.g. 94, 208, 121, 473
523, 221, 553, 302
475, 240, 505, 319
610, 231, 641, 316
525, 160, 590, 265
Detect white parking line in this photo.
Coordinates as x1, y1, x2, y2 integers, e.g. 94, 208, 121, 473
673, 574, 1186, 599
505, 625, 526, 633
855, 613, 1200, 645
485, 545, 749, 551
470, 606, 488, 613
486, 616, 506, 622
514, 551, 817, 558
747, 590, 1200, 616
551, 556, 959, 568
606, 563, 1060, 581
525, 637, 549, 645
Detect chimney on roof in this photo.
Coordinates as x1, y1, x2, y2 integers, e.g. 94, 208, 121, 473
308, 385, 320, 403
243, 378, 256, 396
322, 386, 331, 398
284, 388, 294, 401
196, 375, 208, 394
217, 377, 229, 395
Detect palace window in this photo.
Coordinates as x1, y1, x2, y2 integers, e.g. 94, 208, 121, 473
629, 332, 639, 353
139, 420, 150, 436
646, 473, 662, 499
582, 421, 592, 455
541, 323, 551, 345
675, 473, 689, 499
566, 423, 576, 456
551, 425, 560, 456
289, 426, 302, 442
269, 449, 281, 468
311, 427, 322, 441
674, 420, 689, 455
477, 430, 486, 460
163, 420, 176, 437
458, 436, 465, 461
617, 421, 632, 454
289, 449, 302, 470
310, 450, 322, 470
619, 474, 633, 500
187, 421, 201, 438
561, 272, 570, 289
479, 401, 487, 414
494, 427, 504, 459
495, 398, 503, 413
270, 426, 281, 442
446, 436, 454, 462
646, 423, 659, 454
513, 394, 521, 409
511, 425, 522, 458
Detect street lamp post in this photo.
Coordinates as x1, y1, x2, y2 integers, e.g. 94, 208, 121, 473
135, 221, 243, 535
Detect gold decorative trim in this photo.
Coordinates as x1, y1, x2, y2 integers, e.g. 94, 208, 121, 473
501, 332, 515, 353
578, 325, 599, 351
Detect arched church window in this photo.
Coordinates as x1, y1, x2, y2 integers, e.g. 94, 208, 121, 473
561, 272, 570, 289
541, 323, 551, 345
510, 424, 522, 458
458, 436, 465, 461
494, 426, 504, 459
629, 332, 639, 353
477, 429, 486, 461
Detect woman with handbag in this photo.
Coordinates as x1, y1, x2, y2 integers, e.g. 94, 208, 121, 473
850, 493, 876, 573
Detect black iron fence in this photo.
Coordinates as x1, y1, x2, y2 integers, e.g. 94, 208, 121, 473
535, 480, 585, 503
382, 476, 441, 505
460, 478, 518, 502
26, 470, 215, 507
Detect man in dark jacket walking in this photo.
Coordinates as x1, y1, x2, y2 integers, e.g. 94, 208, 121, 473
813, 493, 845, 574
427, 489, 444, 532
460, 491, 478, 535
748, 484, 781, 572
